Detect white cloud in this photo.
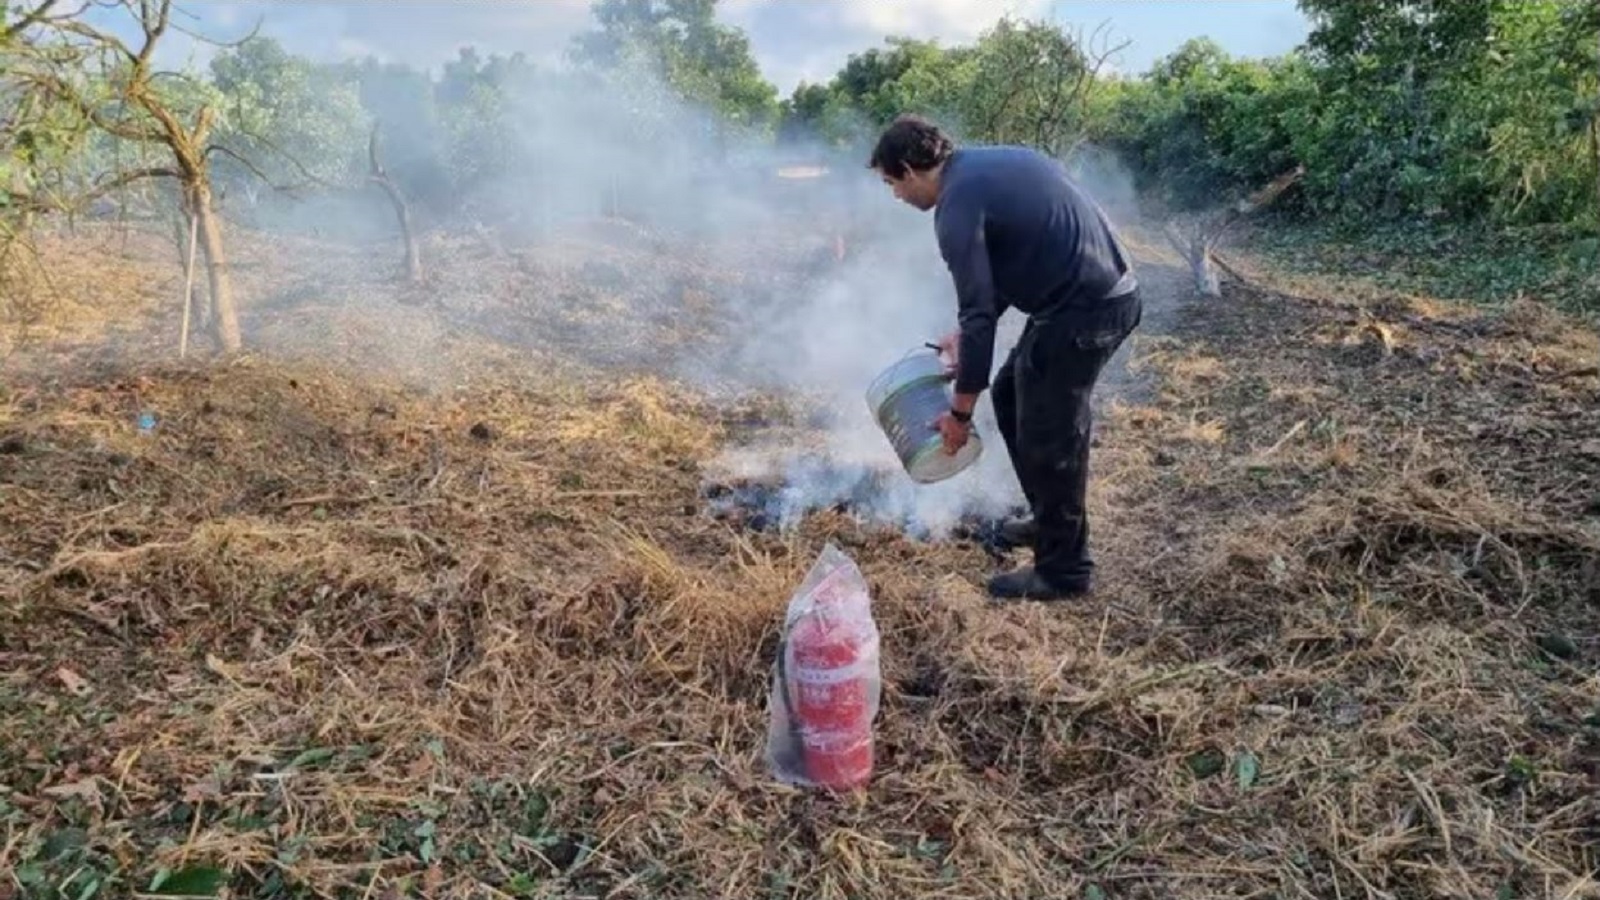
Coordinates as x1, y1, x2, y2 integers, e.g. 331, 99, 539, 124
207, 5, 242, 28
722, 0, 1057, 92
334, 37, 380, 61
126, 0, 1307, 95
833, 0, 1050, 38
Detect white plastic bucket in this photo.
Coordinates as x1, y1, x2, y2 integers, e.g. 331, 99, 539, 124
864, 349, 982, 484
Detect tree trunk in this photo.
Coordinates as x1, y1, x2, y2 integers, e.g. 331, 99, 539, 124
1590, 113, 1599, 223
191, 181, 240, 353
374, 177, 422, 283
396, 186, 422, 284
1192, 238, 1221, 298
368, 123, 423, 283
1163, 165, 1305, 298
1164, 222, 1222, 298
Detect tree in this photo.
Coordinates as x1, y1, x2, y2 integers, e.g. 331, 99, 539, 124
207, 39, 429, 283
1163, 165, 1304, 297
1472, 0, 1600, 225
1104, 39, 1312, 211
345, 57, 454, 217
960, 18, 1126, 157
366, 122, 422, 283
570, 0, 779, 131
3, 0, 251, 353
1293, 0, 1503, 220
776, 82, 832, 144
822, 38, 972, 132
434, 47, 536, 203
1, 7, 94, 214
771, 40, 957, 150
207, 36, 368, 207
781, 20, 1122, 156
1290, 0, 1599, 226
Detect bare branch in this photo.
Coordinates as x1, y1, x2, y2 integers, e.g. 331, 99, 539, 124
203, 143, 320, 195
127, 86, 203, 171
211, 123, 343, 191
1161, 164, 1306, 299
147, 69, 213, 92
45, 19, 137, 62
11, 69, 166, 143
366, 120, 423, 283
134, 0, 171, 70
165, 4, 262, 50
205, 143, 269, 181
1239, 164, 1307, 213
4, 165, 180, 214
4, 0, 63, 38
368, 122, 384, 176
191, 103, 215, 146
1161, 221, 1190, 259
1206, 164, 1306, 246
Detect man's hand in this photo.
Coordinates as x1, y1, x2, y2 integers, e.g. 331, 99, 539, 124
932, 336, 979, 454
932, 410, 971, 455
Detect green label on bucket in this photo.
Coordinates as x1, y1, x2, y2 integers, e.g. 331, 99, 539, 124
876, 376, 952, 471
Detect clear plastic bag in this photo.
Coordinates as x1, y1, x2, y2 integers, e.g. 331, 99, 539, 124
765, 542, 882, 790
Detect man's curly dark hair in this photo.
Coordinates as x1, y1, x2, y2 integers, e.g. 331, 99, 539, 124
867, 114, 955, 179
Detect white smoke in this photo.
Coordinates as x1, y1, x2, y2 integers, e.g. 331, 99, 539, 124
692, 143, 1144, 540
698, 182, 1034, 538
204, 17, 1142, 540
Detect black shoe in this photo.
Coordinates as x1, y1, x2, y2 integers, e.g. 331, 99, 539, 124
986, 567, 1090, 601
998, 515, 1037, 547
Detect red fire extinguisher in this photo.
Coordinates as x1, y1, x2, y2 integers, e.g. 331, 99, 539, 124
781, 594, 879, 792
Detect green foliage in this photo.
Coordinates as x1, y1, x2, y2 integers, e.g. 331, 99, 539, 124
571, 0, 779, 131
1098, 39, 1313, 209
777, 38, 970, 148
1, 11, 214, 218
1251, 217, 1600, 314
1301, 0, 1597, 227
1096, 1, 1598, 230
208, 37, 367, 189
775, 15, 1120, 156
0, 76, 97, 213
5, 0, 1594, 254
959, 18, 1100, 156
1473, 1, 1600, 224
434, 47, 537, 197
832, 38, 972, 129
1293, 0, 1501, 219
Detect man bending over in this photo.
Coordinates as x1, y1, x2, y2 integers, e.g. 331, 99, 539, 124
869, 115, 1141, 601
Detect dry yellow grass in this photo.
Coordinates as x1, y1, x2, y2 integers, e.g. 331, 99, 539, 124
0, 224, 175, 357
1, 222, 1598, 899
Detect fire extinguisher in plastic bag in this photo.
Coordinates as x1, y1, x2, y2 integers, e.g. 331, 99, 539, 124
766, 542, 882, 792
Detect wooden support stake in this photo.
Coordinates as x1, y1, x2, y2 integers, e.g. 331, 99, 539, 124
179, 210, 198, 359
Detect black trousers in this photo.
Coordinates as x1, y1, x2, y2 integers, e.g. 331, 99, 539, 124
989, 291, 1141, 587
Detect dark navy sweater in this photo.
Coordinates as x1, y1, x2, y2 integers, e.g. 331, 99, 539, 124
934, 145, 1136, 395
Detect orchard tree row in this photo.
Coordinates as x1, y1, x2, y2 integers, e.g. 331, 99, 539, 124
783, 0, 1598, 229
2, 0, 1596, 350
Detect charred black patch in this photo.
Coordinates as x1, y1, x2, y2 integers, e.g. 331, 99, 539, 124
700, 456, 1021, 557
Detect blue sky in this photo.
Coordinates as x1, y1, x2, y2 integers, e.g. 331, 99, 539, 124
134, 0, 1311, 93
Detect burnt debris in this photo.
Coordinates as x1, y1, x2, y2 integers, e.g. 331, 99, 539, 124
700, 457, 1024, 559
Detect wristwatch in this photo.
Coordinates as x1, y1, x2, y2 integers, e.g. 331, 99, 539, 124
950, 408, 972, 424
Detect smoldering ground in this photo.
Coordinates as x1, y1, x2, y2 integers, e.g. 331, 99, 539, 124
186, 45, 1151, 543
687, 139, 1152, 540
